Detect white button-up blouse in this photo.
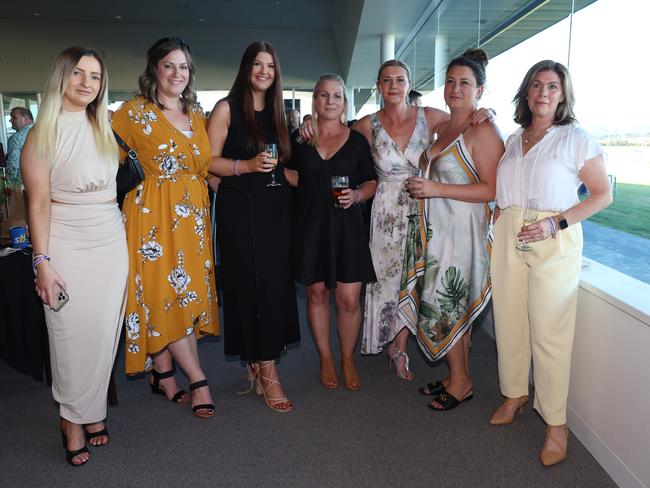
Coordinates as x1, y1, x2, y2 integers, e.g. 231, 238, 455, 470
495, 124, 603, 212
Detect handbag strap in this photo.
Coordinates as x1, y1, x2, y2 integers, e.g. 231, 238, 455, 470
112, 130, 138, 160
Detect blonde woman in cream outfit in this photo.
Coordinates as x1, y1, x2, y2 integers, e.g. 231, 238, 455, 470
490, 60, 611, 466
22, 47, 127, 467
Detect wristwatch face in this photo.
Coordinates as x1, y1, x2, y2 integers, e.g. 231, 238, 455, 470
559, 218, 569, 230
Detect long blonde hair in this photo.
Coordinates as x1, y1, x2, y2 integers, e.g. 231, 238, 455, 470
309, 73, 349, 147
32, 46, 117, 163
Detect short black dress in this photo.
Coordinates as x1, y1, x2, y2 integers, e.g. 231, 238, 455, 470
216, 98, 300, 361
291, 129, 377, 289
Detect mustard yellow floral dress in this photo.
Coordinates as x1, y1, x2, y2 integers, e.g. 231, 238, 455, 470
112, 96, 220, 375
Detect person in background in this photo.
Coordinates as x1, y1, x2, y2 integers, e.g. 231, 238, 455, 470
408, 89, 422, 107
403, 49, 504, 410
21, 46, 128, 466
489, 60, 612, 466
5, 107, 34, 222
207, 41, 300, 413
112, 37, 219, 418
286, 108, 301, 134
291, 74, 377, 391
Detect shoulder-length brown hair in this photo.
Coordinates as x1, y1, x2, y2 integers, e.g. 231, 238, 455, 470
513, 60, 577, 128
138, 37, 197, 113
228, 41, 291, 161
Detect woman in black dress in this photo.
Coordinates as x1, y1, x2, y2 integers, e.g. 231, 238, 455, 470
291, 74, 377, 390
207, 41, 299, 413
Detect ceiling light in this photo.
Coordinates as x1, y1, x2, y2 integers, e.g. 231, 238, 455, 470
115, 15, 123, 19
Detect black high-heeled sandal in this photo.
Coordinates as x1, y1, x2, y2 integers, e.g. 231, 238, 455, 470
60, 428, 89, 467
189, 379, 215, 419
150, 369, 189, 403
84, 421, 109, 446
427, 389, 474, 411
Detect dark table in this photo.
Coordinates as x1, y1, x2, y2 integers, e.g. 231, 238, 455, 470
0, 248, 117, 405
0, 249, 48, 381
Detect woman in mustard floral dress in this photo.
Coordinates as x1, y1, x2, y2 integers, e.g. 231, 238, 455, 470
112, 37, 219, 418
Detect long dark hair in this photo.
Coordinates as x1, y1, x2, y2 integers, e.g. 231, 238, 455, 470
228, 41, 291, 160
139, 37, 197, 113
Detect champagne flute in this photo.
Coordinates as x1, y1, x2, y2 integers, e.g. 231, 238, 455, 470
516, 198, 540, 252
407, 167, 423, 218
265, 143, 281, 187
331, 176, 349, 208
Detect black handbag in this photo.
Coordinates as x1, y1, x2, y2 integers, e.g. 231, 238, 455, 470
114, 130, 144, 207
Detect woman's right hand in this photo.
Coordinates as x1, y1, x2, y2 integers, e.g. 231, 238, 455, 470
245, 152, 275, 173
34, 261, 66, 308
298, 116, 315, 141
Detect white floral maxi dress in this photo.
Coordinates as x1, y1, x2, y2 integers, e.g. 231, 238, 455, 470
361, 107, 431, 355
398, 134, 492, 361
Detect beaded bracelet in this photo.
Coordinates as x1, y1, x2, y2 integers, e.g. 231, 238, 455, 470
32, 253, 51, 270
545, 217, 557, 239
233, 159, 241, 176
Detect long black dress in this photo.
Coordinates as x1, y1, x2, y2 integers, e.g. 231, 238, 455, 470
216, 98, 300, 360
291, 129, 377, 289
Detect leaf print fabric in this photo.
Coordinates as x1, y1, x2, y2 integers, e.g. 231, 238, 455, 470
112, 96, 220, 375
398, 135, 492, 361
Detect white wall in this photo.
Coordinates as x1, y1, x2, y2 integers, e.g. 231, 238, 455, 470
568, 259, 650, 488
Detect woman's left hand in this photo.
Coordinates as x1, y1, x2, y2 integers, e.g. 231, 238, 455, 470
517, 217, 554, 243
405, 177, 435, 198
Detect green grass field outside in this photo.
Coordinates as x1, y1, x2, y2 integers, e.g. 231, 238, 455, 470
586, 183, 650, 240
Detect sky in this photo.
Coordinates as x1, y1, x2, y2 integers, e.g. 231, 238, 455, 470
422, 0, 649, 138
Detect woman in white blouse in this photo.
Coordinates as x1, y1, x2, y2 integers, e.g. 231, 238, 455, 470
489, 60, 611, 467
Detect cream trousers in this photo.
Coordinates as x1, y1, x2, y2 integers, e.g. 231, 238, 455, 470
491, 207, 582, 425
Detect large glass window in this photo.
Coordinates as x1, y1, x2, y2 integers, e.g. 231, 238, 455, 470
404, 0, 650, 284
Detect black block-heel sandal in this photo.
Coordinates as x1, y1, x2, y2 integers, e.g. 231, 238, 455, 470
190, 379, 215, 419
418, 380, 446, 396
60, 428, 89, 467
427, 389, 474, 411
150, 369, 189, 403
84, 421, 109, 446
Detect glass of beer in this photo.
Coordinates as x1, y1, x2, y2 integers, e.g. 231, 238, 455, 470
331, 175, 349, 208
265, 143, 281, 187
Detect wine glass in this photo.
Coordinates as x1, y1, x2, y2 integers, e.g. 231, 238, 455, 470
516, 198, 540, 252
265, 143, 281, 187
331, 175, 349, 208
407, 167, 423, 218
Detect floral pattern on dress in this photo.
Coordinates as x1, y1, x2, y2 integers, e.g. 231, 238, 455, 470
361, 107, 431, 355
113, 96, 220, 374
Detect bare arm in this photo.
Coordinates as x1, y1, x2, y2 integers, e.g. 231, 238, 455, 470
519, 154, 612, 242
407, 122, 504, 203
338, 180, 378, 209
206, 100, 273, 177
351, 115, 373, 146
20, 132, 66, 307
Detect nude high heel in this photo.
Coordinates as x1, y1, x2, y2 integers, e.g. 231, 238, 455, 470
319, 356, 338, 389
540, 424, 569, 467
341, 357, 360, 391
489, 396, 529, 425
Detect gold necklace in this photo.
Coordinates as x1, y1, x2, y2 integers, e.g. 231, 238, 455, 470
523, 127, 548, 145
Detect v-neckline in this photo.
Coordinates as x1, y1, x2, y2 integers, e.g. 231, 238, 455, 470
155, 102, 194, 142
315, 129, 351, 161
376, 108, 420, 155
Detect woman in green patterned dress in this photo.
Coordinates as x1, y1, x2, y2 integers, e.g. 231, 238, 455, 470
402, 49, 504, 410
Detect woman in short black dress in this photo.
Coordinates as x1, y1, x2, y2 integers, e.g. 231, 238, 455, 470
291, 74, 377, 391
207, 41, 299, 413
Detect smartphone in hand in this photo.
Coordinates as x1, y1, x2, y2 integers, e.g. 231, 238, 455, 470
51, 284, 69, 312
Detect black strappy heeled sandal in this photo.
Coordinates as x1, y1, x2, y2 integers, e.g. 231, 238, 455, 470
427, 389, 474, 411
150, 369, 189, 403
60, 428, 89, 467
84, 421, 109, 446
190, 379, 215, 419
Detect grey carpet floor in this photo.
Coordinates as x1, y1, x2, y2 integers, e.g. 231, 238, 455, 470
0, 286, 616, 487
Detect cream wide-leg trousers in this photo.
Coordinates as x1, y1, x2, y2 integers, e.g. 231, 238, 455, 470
490, 207, 582, 426
44, 202, 128, 424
